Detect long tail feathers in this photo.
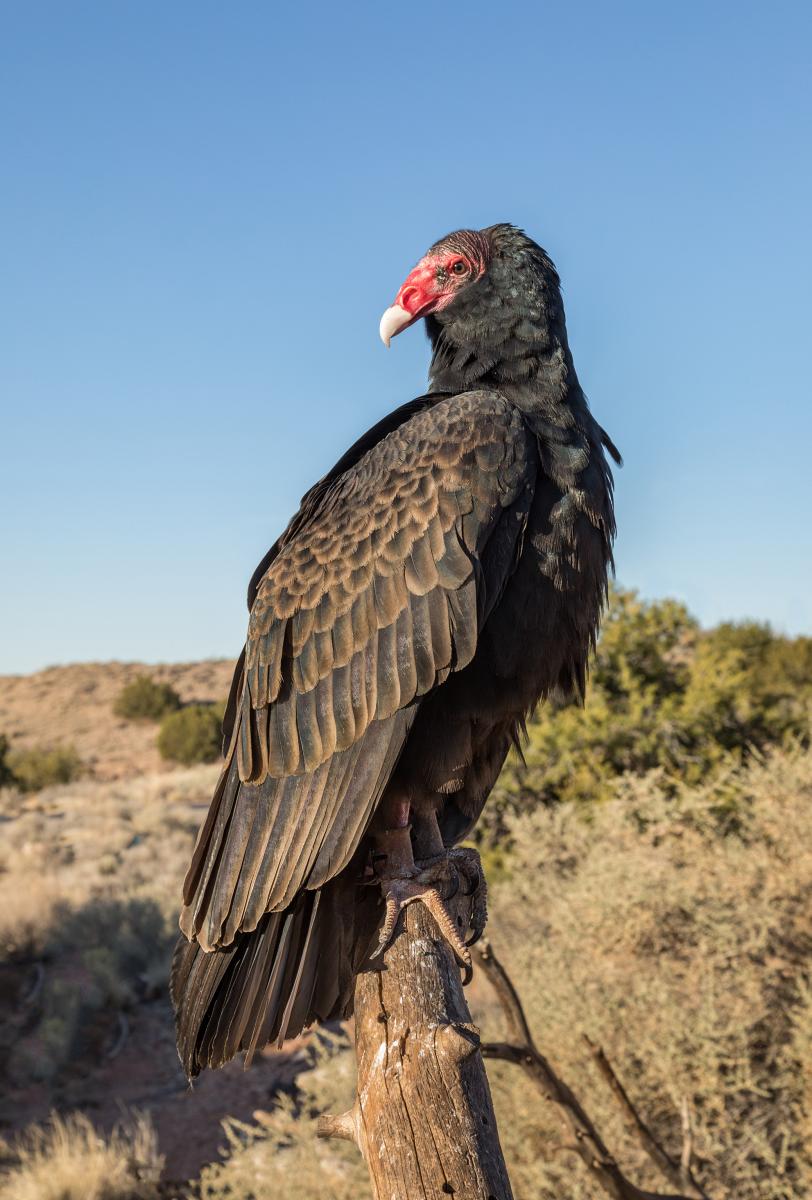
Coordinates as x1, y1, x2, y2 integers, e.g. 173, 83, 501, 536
170, 868, 380, 1078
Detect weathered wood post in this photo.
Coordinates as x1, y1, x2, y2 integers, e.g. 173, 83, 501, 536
319, 881, 514, 1200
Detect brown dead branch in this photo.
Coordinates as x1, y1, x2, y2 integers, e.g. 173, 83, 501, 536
105, 1011, 130, 1060
584, 1036, 709, 1199
474, 938, 712, 1200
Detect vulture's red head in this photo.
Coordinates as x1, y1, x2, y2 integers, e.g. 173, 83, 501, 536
380, 224, 567, 393
379, 229, 493, 347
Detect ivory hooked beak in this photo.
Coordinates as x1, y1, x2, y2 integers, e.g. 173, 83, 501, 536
379, 304, 415, 347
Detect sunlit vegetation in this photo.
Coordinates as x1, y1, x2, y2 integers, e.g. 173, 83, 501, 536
488, 587, 811, 824
0, 590, 810, 1198
6, 743, 83, 792
113, 675, 182, 722
157, 704, 223, 765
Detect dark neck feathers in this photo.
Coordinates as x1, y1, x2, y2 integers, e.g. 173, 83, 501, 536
426, 226, 620, 493
426, 226, 587, 424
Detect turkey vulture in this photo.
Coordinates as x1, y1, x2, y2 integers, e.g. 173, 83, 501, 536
171, 223, 619, 1076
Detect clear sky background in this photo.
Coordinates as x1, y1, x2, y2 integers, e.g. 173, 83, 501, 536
2, 1, 810, 674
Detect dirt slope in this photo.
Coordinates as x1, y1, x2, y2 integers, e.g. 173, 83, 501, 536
0, 660, 236, 780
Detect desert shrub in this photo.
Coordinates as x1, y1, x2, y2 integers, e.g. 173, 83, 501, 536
50, 896, 172, 1007
0, 735, 16, 788
113, 674, 181, 721
489, 588, 812, 823
188, 748, 812, 1199
0, 1111, 162, 1200
0, 767, 211, 1101
8, 744, 83, 792
5, 897, 176, 1084
157, 704, 222, 765
0, 873, 62, 962
197, 1034, 368, 1200
476, 747, 812, 1199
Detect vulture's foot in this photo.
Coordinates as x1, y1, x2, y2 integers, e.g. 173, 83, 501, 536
448, 846, 488, 947
372, 828, 487, 973
375, 863, 472, 970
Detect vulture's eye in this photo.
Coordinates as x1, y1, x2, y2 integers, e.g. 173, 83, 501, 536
452, 260, 468, 275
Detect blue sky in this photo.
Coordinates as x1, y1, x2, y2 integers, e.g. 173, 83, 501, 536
2, 1, 810, 673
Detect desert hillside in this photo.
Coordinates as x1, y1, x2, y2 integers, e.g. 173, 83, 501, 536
0, 602, 810, 1198
0, 659, 235, 780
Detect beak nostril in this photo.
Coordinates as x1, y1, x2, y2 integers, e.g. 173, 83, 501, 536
399, 286, 419, 313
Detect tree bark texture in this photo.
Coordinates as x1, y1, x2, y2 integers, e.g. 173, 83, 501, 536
320, 884, 514, 1200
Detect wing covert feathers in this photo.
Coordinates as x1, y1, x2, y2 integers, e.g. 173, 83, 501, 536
239, 391, 535, 783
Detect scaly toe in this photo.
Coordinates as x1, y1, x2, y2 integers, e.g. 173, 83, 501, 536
375, 876, 472, 968
419, 887, 472, 968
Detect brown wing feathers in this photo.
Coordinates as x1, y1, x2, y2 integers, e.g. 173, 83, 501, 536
179, 395, 532, 956
172, 867, 382, 1075
237, 393, 531, 785
180, 707, 413, 950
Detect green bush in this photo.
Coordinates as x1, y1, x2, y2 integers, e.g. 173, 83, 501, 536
157, 705, 222, 765
489, 587, 812, 823
0, 734, 16, 788
9, 745, 83, 793
113, 674, 181, 721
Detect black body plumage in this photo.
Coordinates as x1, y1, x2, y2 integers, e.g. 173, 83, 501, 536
171, 224, 619, 1075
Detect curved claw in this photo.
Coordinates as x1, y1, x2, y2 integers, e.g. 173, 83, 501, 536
373, 846, 488, 978
375, 876, 472, 969
443, 867, 461, 903
448, 847, 488, 947
376, 892, 402, 955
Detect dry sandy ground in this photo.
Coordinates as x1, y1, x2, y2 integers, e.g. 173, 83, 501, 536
0, 723, 309, 1185
0, 659, 236, 779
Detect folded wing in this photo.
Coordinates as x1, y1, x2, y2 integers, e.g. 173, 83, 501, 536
180, 391, 536, 952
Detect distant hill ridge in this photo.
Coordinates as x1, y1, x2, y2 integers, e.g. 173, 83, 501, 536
0, 660, 235, 781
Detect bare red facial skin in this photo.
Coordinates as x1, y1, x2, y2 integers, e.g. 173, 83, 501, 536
394, 251, 480, 322
380, 231, 491, 346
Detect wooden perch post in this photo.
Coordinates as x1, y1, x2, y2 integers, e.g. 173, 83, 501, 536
319, 881, 514, 1200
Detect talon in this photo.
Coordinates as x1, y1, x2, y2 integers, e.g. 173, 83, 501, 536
459, 872, 478, 897
376, 892, 402, 955
444, 868, 461, 902
449, 847, 488, 947
375, 874, 472, 968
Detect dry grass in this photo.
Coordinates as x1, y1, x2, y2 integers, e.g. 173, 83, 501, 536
477, 746, 812, 1198
182, 747, 812, 1200
0, 766, 217, 1086
0, 1111, 162, 1200
0, 764, 217, 948
197, 1036, 369, 1200
1, 707, 810, 1198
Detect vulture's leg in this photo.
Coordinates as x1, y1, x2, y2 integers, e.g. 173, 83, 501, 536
411, 806, 446, 859
371, 799, 472, 968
